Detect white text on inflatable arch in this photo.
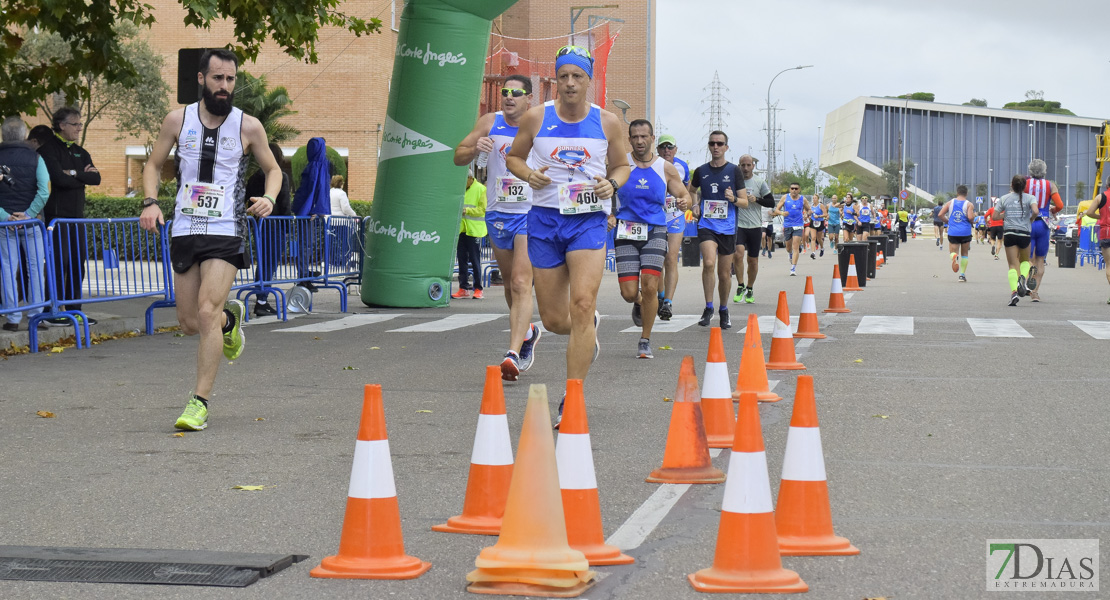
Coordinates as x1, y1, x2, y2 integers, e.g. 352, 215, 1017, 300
396, 42, 467, 67
367, 217, 441, 246
379, 115, 451, 163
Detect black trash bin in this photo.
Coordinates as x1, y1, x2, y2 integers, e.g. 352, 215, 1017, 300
1058, 239, 1077, 268
887, 232, 897, 257
865, 238, 880, 278
837, 242, 869, 287
681, 236, 700, 267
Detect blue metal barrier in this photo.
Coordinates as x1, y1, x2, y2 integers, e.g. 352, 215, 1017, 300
323, 215, 363, 301
0, 219, 52, 344
36, 217, 174, 352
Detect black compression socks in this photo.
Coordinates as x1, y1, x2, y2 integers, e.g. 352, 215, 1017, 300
193, 394, 209, 408
222, 309, 235, 333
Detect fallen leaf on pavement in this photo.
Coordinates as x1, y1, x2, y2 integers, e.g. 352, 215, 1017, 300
342, 365, 358, 370
172, 432, 185, 437
659, 345, 673, 350
416, 410, 433, 413
854, 359, 863, 363
36, 410, 55, 418
255, 417, 265, 421
872, 414, 889, 419
369, 346, 380, 350
232, 485, 265, 491
663, 397, 672, 402
50, 347, 64, 353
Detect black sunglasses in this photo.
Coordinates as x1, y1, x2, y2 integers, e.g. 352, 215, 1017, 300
657, 143, 675, 150
501, 88, 527, 98
708, 141, 726, 147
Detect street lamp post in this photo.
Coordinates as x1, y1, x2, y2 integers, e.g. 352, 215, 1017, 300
815, 125, 821, 195
766, 65, 812, 176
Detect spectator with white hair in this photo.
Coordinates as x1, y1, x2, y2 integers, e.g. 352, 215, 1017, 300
1023, 158, 1062, 302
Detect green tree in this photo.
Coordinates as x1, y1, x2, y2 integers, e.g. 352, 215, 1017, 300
1075, 181, 1087, 201
0, 0, 382, 116
964, 98, 988, 107
896, 92, 935, 102
821, 172, 859, 199
232, 71, 300, 144
975, 183, 988, 198
881, 159, 915, 197
770, 157, 818, 195
17, 22, 170, 147
1002, 91, 1075, 115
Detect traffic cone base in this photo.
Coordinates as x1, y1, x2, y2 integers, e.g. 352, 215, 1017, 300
434, 366, 514, 536
825, 264, 851, 313
777, 481, 860, 556
688, 514, 807, 593
311, 498, 432, 579
312, 385, 431, 580
467, 384, 597, 595
646, 356, 726, 484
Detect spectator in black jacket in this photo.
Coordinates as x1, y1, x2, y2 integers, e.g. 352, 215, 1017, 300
246, 142, 291, 316
38, 107, 100, 325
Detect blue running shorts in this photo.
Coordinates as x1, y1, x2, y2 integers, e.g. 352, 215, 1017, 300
666, 211, 685, 234
527, 206, 608, 269
1030, 219, 1050, 258
487, 211, 529, 251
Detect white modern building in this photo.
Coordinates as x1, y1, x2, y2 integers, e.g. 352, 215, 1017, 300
821, 96, 1106, 208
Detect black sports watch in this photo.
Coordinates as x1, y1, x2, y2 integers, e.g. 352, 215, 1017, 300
141, 197, 159, 208
607, 178, 619, 193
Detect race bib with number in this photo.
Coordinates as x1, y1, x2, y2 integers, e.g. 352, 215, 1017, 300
496, 176, 528, 204
559, 182, 603, 215
703, 200, 728, 220
664, 195, 679, 216
182, 182, 227, 218
616, 219, 648, 241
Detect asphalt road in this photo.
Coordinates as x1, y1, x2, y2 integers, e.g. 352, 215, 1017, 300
2, 235, 1109, 599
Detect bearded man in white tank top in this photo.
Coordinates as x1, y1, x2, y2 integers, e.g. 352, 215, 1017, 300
140, 49, 283, 432
504, 45, 630, 425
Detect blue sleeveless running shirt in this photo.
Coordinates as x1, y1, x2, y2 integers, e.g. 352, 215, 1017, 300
859, 205, 871, 223
616, 154, 668, 227
948, 199, 972, 236
784, 196, 805, 228
811, 203, 825, 225
843, 205, 856, 225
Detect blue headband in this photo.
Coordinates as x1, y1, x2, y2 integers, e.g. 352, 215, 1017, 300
556, 53, 593, 79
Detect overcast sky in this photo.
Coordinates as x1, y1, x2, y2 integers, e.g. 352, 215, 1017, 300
654, 0, 1110, 179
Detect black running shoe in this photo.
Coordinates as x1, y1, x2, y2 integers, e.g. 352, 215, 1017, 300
1009, 291, 1020, 306
1027, 266, 1038, 291
719, 307, 731, 330
658, 300, 672, 321
697, 306, 713, 327
632, 302, 643, 327
1017, 274, 1028, 297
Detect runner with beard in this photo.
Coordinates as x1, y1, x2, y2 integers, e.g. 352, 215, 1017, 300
139, 49, 281, 431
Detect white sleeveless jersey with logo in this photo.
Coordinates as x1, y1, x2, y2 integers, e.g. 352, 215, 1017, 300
485, 111, 531, 214
528, 101, 610, 214
172, 103, 251, 238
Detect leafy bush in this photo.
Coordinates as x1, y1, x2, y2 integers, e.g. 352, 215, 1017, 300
350, 200, 372, 217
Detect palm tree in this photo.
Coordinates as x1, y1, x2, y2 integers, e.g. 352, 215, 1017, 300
232, 71, 300, 143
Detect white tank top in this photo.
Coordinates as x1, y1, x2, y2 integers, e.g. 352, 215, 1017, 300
172, 103, 250, 238
528, 101, 610, 215
485, 112, 531, 214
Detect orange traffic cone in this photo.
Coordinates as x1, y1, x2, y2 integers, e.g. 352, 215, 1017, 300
765, 292, 805, 371
844, 254, 863, 292
433, 366, 514, 535
794, 276, 826, 340
736, 313, 781, 403
824, 264, 851, 313
687, 391, 808, 594
877, 249, 885, 267
311, 385, 431, 580
646, 356, 726, 484
701, 327, 736, 448
776, 376, 860, 557
467, 384, 596, 596
556, 379, 634, 566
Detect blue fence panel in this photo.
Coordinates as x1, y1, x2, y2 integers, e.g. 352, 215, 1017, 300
323, 216, 363, 299
0, 219, 52, 343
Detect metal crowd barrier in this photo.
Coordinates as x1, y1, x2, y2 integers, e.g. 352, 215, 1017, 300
323, 215, 364, 297
29, 217, 174, 352
0, 219, 53, 346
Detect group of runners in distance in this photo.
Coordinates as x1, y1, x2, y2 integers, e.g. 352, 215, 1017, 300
132, 43, 1110, 433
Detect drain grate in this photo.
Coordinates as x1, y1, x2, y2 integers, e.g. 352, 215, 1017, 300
0, 546, 308, 587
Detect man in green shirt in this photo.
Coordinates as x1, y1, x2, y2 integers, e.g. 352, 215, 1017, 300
897, 206, 909, 242
453, 173, 488, 299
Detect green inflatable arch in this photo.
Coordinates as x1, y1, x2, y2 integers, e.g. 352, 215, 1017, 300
361, 0, 518, 307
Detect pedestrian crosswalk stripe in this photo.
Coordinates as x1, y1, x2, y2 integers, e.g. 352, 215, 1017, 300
967, 318, 1032, 338
275, 313, 406, 333
388, 313, 503, 332
1070, 320, 1110, 340
855, 316, 913, 335
620, 315, 701, 333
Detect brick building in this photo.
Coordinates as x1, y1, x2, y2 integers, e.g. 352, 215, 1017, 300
47, 0, 653, 201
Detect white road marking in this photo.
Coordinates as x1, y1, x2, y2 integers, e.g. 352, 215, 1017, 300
621, 315, 702, 333
1070, 320, 1110, 340
856, 315, 914, 335
844, 293, 854, 301
389, 313, 504, 332
275, 313, 405, 333
797, 338, 814, 349
967, 318, 1032, 338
